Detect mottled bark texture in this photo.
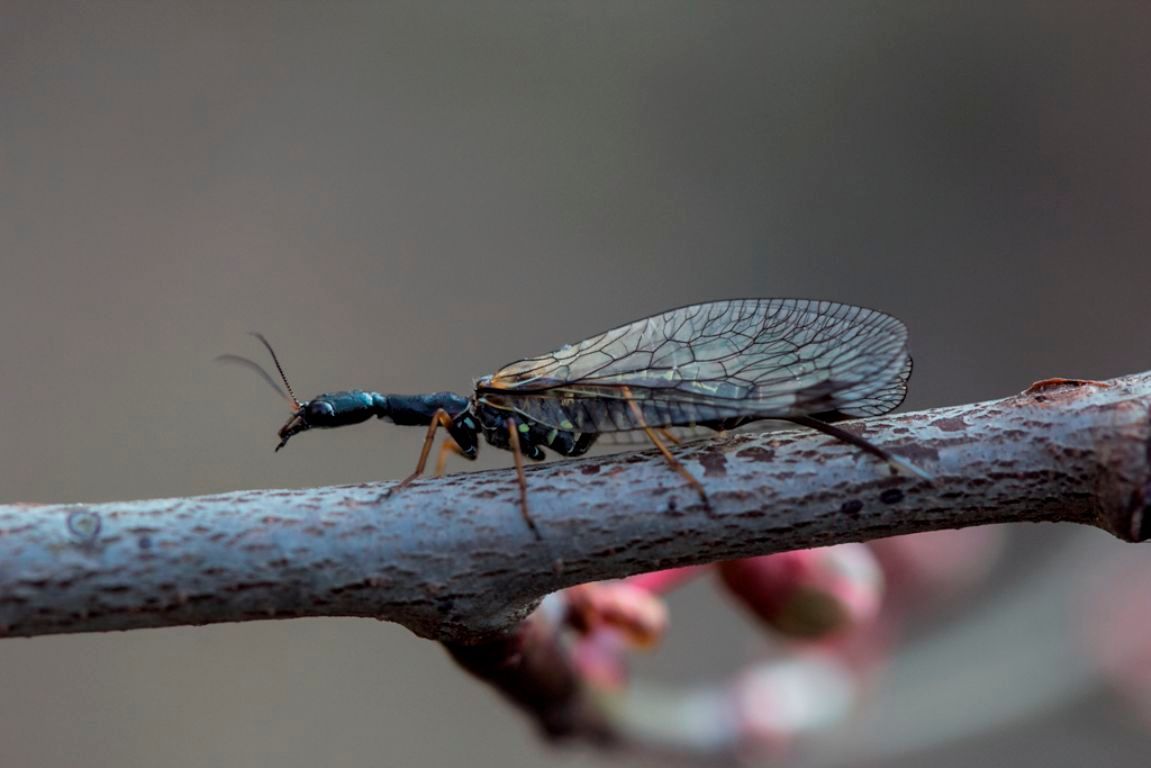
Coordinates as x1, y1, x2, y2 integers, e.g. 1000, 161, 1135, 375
1, 374, 1149, 644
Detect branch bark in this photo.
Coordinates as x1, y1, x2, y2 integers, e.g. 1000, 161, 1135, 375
1, 374, 1148, 644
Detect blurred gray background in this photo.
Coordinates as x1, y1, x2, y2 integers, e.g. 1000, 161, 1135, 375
2, 2, 1150, 766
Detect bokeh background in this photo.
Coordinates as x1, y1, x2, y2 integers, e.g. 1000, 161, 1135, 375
3, 2, 1151, 766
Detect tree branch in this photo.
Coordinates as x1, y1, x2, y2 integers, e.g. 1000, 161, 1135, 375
1, 374, 1148, 644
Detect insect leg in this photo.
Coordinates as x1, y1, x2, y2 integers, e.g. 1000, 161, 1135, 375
642, 426, 711, 507
658, 427, 682, 446
621, 388, 710, 509
505, 417, 542, 540
397, 408, 456, 488
435, 440, 466, 477
785, 415, 932, 481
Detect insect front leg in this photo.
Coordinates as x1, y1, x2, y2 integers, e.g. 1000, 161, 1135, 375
397, 408, 479, 487
435, 440, 465, 477
396, 409, 453, 488
434, 411, 483, 475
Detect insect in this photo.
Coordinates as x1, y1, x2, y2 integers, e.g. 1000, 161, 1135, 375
220, 299, 924, 539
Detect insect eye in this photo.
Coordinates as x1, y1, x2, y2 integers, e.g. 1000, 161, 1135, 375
307, 401, 335, 420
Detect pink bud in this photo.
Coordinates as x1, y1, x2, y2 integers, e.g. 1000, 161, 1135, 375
571, 629, 631, 690
565, 581, 669, 649
625, 565, 707, 595
717, 545, 883, 640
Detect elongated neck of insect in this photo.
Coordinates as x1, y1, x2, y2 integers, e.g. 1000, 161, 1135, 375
381, 392, 470, 425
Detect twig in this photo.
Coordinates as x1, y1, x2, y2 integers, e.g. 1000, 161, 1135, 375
5, 372, 1150, 742
1, 374, 1148, 645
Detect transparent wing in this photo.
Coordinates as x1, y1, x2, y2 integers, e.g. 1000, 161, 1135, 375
479, 299, 912, 433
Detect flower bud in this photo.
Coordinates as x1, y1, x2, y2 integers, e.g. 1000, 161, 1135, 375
565, 581, 669, 649
717, 545, 883, 640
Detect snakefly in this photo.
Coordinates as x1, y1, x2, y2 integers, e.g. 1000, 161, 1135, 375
220, 299, 923, 539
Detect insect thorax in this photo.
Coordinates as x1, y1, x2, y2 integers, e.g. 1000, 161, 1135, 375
472, 400, 596, 461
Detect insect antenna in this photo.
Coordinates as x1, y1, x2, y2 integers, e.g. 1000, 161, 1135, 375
215, 332, 301, 410
249, 332, 301, 407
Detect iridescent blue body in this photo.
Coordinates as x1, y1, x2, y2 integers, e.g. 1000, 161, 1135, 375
276, 389, 597, 463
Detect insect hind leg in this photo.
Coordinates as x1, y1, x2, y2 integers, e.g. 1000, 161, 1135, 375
620, 387, 711, 512
643, 426, 711, 508
784, 415, 932, 481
